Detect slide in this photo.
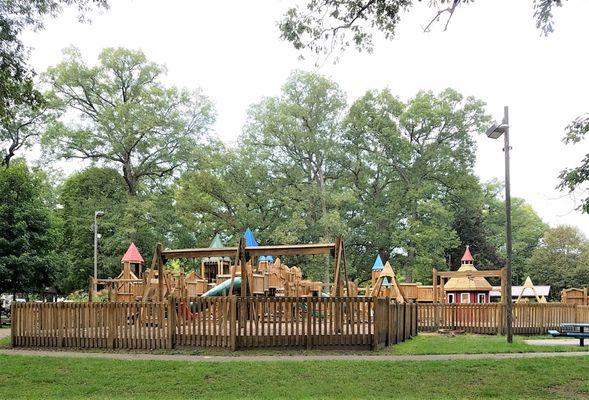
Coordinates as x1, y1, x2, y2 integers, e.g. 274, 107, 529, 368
178, 278, 242, 318
201, 277, 242, 298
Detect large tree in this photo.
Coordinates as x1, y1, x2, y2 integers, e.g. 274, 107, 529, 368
484, 181, 548, 285
1, 84, 56, 166
0, 0, 107, 124
43, 47, 215, 195
279, 0, 564, 58
57, 167, 128, 292
0, 162, 56, 296
341, 88, 489, 282
241, 70, 348, 280
526, 225, 589, 300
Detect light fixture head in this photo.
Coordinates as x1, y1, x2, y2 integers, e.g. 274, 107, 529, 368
485, 122, 507, 139
95, 210, 105, 217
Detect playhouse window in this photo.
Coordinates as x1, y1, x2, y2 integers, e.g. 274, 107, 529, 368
461, 293, 470, 303
447, 293, 455, 304
477, 293, 486, 303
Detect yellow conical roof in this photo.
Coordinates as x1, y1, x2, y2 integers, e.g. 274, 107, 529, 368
444, 263, 492, 291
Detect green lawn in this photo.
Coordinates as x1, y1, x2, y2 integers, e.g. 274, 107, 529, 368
0, 354, 588, 399
384, 333, 589, 355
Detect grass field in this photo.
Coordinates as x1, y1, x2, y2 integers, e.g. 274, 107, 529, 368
385, 333, 589, 355
1, 354, 588, 399
2, 333, 587, 356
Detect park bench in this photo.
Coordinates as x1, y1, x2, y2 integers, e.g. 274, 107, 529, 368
548, 322, 589, 347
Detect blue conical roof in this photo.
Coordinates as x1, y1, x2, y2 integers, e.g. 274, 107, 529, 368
372, 255, 384, 271
244, 228, 258, 247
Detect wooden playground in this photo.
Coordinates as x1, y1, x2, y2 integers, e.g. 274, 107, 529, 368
12, 232, 589, 351
11, 232, 418, 351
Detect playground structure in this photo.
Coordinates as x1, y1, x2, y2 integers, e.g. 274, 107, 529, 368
89, 232, 355, 304
15, 233, 418, 351
562, 288, 589, 305
364, 246, 507, 306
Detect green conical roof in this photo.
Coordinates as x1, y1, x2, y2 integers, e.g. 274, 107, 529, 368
209, 233, 224, 248
204, 234, 231, 262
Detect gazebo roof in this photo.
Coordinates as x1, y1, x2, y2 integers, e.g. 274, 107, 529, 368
121, 243, 144, 264
444, 263, 492, 292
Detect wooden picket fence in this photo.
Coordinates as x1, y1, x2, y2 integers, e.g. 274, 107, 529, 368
418, 303, 589, 334
11, 297, 417, 350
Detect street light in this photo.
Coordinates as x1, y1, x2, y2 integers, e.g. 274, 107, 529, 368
94, 211, 105, 293
486, 106, 513, 344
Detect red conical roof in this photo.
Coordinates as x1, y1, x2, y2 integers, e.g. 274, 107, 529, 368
122, 242, 144, 263
461, 245, 474, 262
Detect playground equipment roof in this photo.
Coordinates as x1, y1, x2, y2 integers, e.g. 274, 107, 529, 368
121, 243, 144, 263
244, 228, 274, 262
461, 245, 474, 262
444, 246, 492, 292
372, 255, 384, 271
490, 285, 550, 297
244, 228, 258, 247
203, 234, 231, 263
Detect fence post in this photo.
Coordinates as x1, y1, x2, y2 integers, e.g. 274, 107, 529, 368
372, 299, 379, 350
10, 303, 17, 347
230, 296, 237, 351
306, 298, 312, 350
386, 297, 393, 346
411, 304, 415, 336
57, 302, 63, 347
107, 303, 115, 349
167, 296, 175, 349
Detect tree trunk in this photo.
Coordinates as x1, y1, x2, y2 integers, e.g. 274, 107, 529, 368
122, 161, 137, 196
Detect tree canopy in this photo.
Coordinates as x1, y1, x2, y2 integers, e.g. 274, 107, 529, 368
526, 225, 589, 300
279, 0, 565, 59
43, 47, 215, 195
0, 162, 56, 296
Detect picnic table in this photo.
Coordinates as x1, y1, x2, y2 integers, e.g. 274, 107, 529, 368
548, 323, 589, 347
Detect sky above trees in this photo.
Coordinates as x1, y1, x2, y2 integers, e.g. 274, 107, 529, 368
17, 0, 589, 235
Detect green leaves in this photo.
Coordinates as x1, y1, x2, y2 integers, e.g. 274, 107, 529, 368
526, 225, 589, 300
0, 162, 54, 294
279, 1, 565, 59
42, 47, 215, 195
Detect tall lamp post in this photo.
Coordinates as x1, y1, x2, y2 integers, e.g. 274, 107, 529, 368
93, 211, 105, 293
485, 106, 513, 343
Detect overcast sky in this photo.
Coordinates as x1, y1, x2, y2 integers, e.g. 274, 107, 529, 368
21, 0, 589, 234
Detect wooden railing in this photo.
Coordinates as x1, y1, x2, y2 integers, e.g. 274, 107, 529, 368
11, 297, 418, 351
419, 303, 589, 334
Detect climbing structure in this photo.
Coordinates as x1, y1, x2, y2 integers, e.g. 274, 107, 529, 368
91, 230, 340, 303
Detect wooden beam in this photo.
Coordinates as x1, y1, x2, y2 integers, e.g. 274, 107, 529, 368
331, 236, 343, 297
156, 243, 164, 302
436, 269, 503, 279
162, 247, 238, 259
432, 269, 438, 304
246, 243, 336, 257
161, 243, 336, 261
239, 238, 248, 297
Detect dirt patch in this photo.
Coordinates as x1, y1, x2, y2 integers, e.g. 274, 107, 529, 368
547, 380, 589, 399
